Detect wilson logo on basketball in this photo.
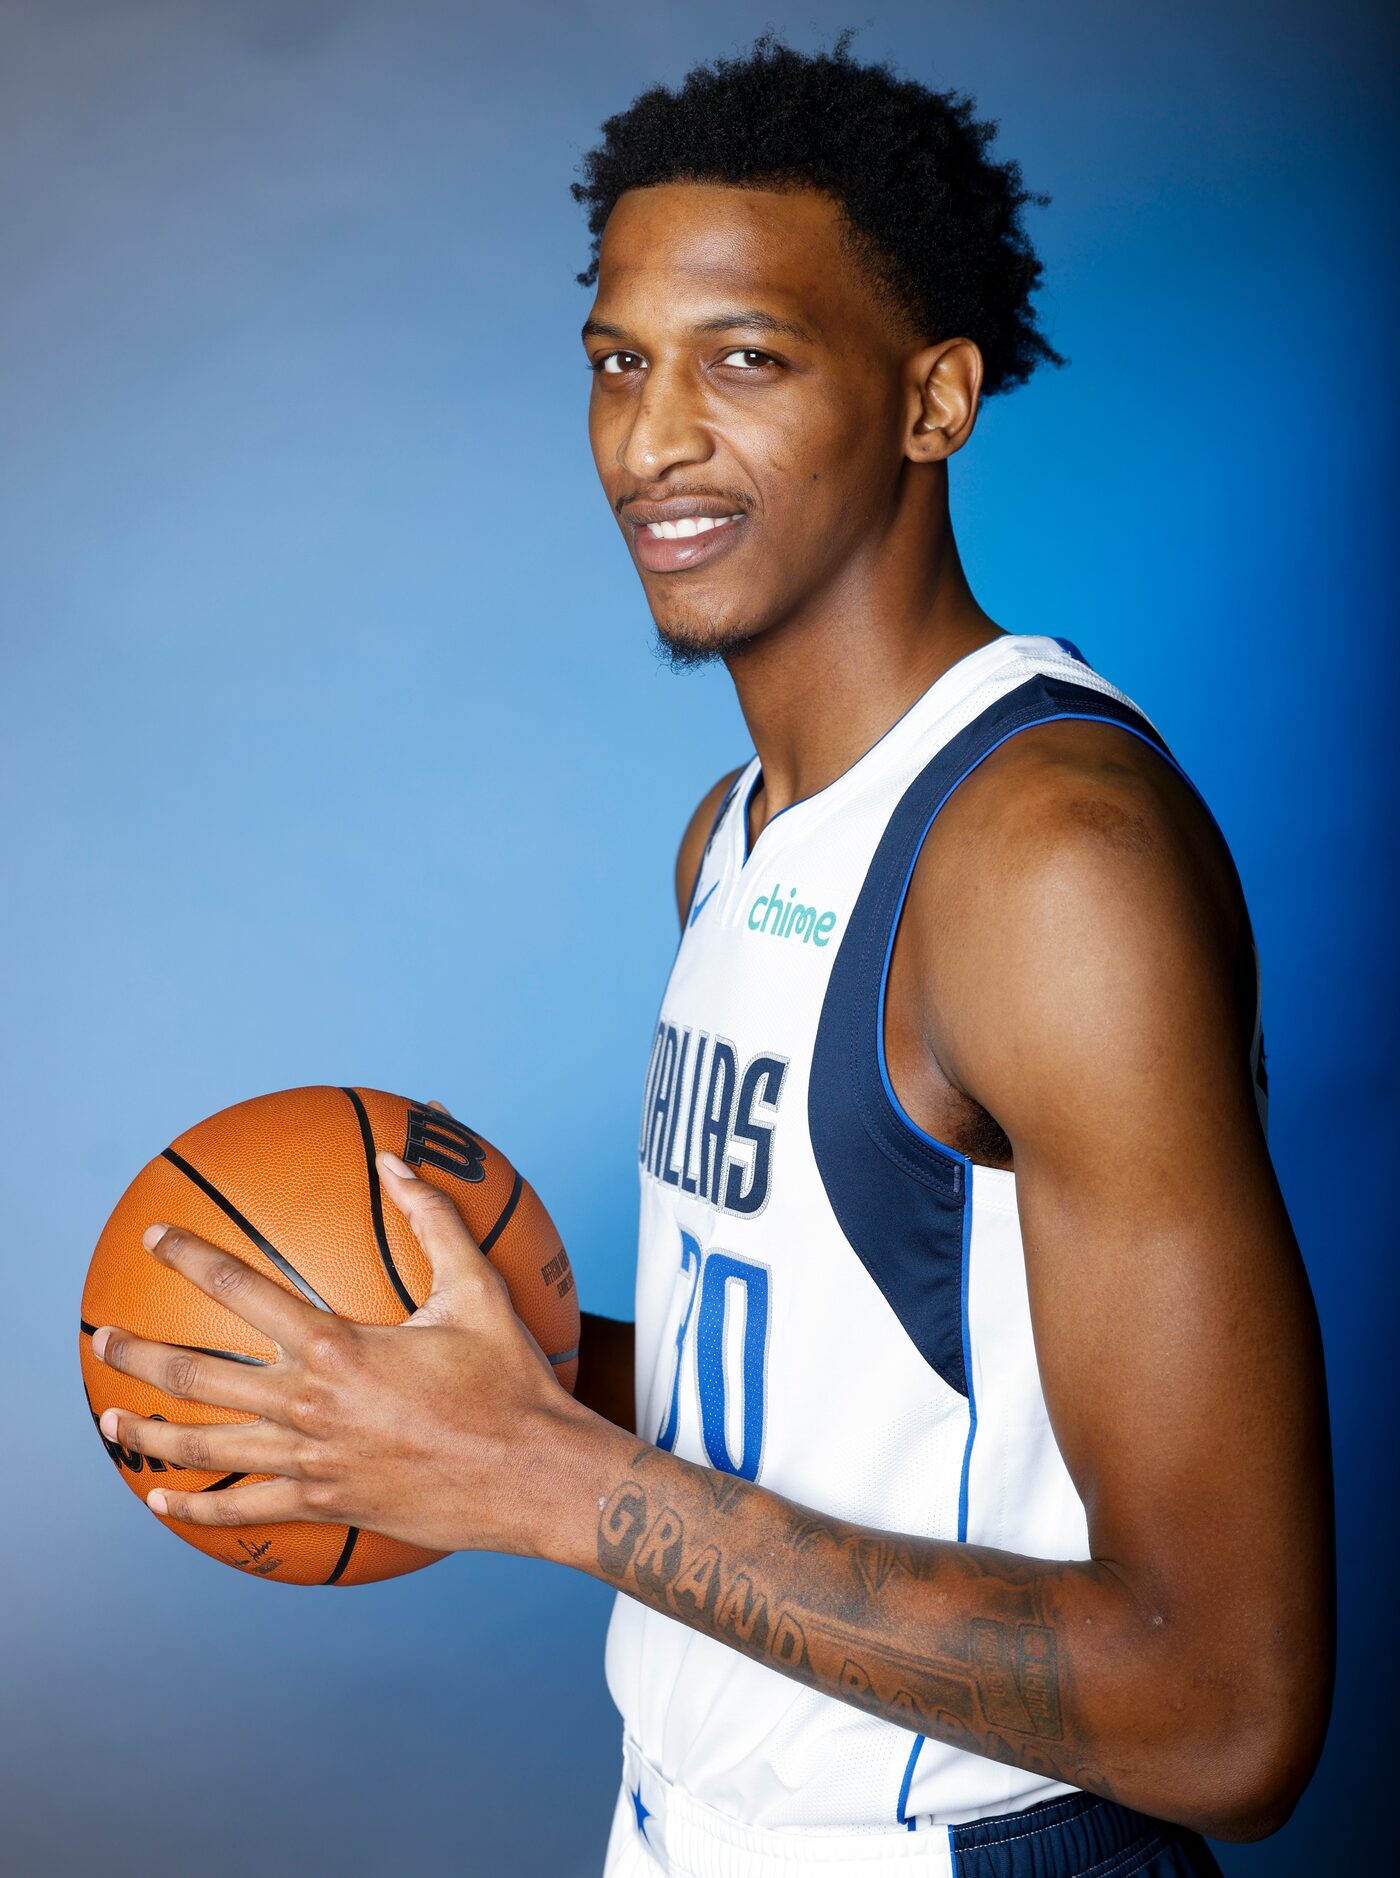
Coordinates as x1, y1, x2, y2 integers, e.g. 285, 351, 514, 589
88, 1402, 184, 1478
403, 1103, 487, 1182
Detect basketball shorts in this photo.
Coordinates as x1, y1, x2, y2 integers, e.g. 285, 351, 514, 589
602, 1735, 1224, 1878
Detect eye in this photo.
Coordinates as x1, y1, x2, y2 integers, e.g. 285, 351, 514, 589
592, 350, 644, 375
718, 348, 776, 370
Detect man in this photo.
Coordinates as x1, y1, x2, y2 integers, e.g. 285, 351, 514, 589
89, 33, 1333, 1878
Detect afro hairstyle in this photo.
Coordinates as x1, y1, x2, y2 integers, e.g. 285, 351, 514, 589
571, 29, 1066, 399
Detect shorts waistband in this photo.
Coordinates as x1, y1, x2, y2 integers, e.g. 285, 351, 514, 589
618, 1736, 1211, 1878
621, 1736, 954, 1875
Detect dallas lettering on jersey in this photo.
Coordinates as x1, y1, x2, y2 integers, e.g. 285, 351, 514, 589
639, 1021, 788, 1216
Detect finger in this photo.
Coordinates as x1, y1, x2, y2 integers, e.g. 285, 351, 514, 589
145, 1475, 311, 1527
426, 1098, 455, 1117
90, 1325, 281, 1416
140, 1222, 324, 1348
375, 1150, 504, 1309
97, 1407, 298, 1478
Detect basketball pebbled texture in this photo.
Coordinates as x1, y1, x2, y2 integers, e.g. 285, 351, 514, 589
79, 1086, 579, 1586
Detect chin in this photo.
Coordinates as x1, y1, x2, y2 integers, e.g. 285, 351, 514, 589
650, 602, 768, 672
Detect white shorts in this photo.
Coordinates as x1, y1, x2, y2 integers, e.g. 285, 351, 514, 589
599, 1734, 1222, 1878
602, 1736, 958, 1878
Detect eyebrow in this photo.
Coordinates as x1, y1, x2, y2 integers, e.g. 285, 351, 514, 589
581, 308, 815, 344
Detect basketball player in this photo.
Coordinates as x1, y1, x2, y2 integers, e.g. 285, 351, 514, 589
89, 33, 1333, 1877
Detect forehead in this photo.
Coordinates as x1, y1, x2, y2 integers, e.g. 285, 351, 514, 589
591, 181, 884, 344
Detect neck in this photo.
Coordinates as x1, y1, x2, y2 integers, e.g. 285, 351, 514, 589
725, 483, 1003, 838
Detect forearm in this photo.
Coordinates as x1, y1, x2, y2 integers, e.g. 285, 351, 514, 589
571, 1312, 635, 1431
543, 1420, 1271, 1840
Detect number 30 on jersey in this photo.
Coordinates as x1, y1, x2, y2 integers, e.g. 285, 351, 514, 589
655, 1230, 771, 1482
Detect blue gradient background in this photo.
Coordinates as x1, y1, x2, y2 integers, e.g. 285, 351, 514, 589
1, 2, 1393, 1871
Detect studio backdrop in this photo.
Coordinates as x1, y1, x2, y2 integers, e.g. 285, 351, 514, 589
1, 2, 1392, 1873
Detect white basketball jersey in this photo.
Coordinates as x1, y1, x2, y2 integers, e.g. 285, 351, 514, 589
605, 632, 1268, 1833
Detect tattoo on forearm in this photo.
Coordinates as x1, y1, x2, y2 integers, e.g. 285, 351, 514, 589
596, 1453, 1117, 1798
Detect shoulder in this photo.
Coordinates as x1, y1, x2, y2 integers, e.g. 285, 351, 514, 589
674, 766, 747, 926
903, 716, 1256, 1113
917, 714, 1245, 920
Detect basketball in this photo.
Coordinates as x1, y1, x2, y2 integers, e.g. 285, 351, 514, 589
79, 1085, 579, 1586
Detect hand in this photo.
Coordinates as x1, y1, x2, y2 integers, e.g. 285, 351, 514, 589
89, 1147, 584, 1556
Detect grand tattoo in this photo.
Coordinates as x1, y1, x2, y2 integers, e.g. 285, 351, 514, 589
596, 1446, 1121, 1798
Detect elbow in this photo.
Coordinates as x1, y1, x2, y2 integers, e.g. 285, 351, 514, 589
1193, 1763, 1310, 1844
1178, 1684, 1332, 1843
1117, 1575, 1335, 1843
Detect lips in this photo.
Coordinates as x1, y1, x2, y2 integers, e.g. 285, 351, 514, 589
629, 513, 749, 575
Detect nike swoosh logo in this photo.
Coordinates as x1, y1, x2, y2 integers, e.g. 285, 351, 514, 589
689, 881, 719, 926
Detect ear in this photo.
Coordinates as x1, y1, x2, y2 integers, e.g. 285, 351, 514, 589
905, 337, 984, 463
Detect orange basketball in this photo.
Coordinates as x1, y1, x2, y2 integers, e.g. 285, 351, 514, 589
79, 1085, 579, 1586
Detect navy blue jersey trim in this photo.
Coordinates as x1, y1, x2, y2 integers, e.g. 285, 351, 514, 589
809, 675, 1187, 1398
682, 770, 746, 924
740, 637, 1021, 866
741, 763, 764, 864
956, 1190, 977, 1537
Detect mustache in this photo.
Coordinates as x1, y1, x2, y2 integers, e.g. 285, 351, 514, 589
615, 488, 752, 517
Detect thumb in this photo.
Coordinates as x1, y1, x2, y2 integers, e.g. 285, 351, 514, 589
375, 1149, 503, 1321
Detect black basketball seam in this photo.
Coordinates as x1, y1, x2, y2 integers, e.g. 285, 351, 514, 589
339, 1087, 417, 1314
161, 1147, 332, 1312
324, 1526, 360, 1584
179, 1343, 268, 1367
478, 1168, 523, 1257
85, 1364, 249, 1492
80, 1318, 268, 1367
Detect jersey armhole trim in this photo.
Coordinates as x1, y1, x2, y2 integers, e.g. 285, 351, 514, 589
680, 765, 750, 925
872, 711, 1201, 1173
807, 676, 1210, 1404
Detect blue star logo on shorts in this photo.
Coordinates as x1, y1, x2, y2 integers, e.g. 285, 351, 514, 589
630, 1783, 653, 1841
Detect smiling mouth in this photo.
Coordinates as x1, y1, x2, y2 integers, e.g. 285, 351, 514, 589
630, 512, 749, 574
641, 513, 743, 540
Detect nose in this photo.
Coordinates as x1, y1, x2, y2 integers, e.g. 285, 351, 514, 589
617, 361, 714, 482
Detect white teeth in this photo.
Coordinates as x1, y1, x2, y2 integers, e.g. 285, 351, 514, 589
644, 514, 742, 540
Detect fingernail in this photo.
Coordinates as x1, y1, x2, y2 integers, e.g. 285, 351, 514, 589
378, 1150, 416, 1179
142, 1223, 169, 1251
147, 1490, 169, 1516
91, 1327, 111, 1360
99, 1408, 119, 1440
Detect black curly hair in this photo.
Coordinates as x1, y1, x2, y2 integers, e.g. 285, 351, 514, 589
571, 30, 1065, 399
